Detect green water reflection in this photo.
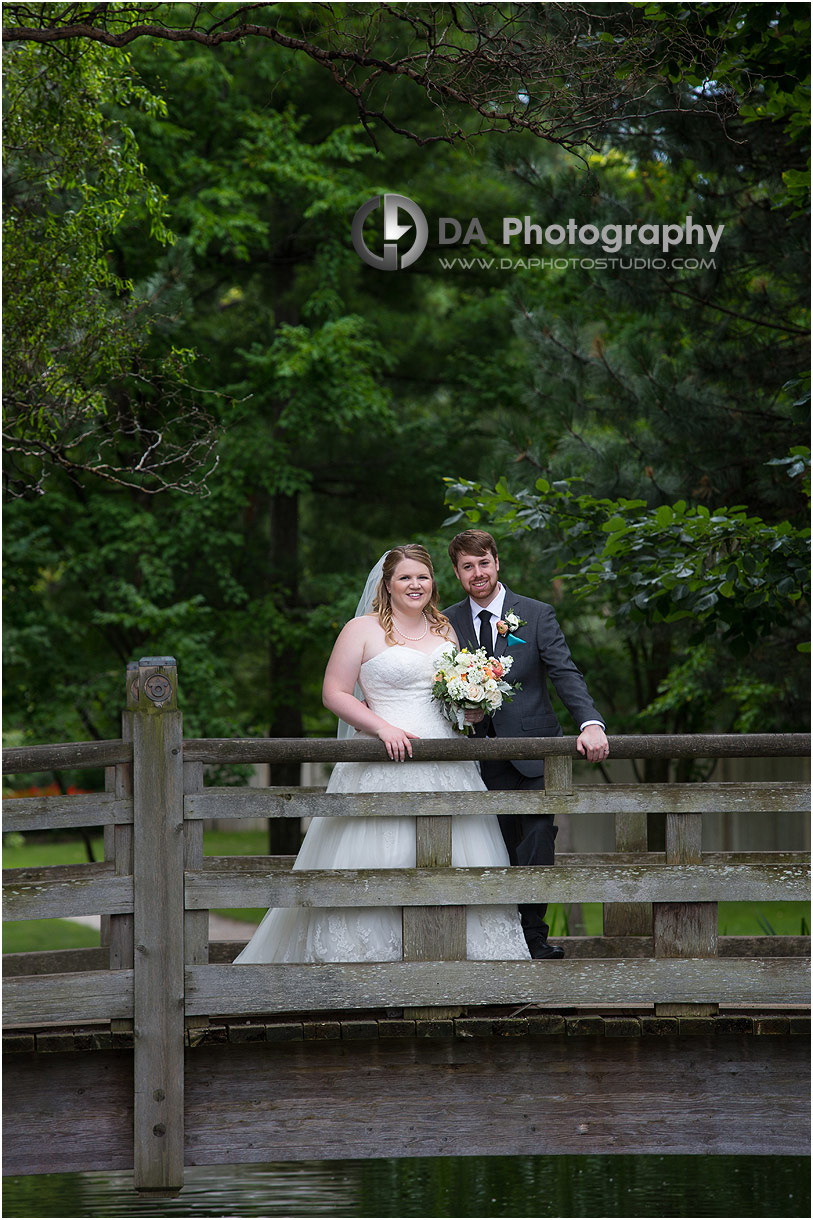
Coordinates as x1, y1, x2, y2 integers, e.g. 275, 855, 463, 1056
3, 1155, 810, 1218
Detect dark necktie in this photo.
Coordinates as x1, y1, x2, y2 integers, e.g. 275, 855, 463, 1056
477, 609, 492, 652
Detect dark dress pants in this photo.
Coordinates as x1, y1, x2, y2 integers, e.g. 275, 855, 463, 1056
480, 758, 557, 949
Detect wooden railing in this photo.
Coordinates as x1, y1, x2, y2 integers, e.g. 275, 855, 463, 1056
3, 656, 810, 1193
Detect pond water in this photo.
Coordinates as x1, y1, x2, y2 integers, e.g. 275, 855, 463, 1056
3, 1155, 809, 1218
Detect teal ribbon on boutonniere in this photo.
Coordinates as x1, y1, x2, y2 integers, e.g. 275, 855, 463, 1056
497, 608, 528, 648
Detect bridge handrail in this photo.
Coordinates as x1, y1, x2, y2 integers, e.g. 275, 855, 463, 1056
3, 731, 810, 773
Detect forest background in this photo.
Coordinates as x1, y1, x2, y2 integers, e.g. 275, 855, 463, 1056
3, 3, 810, 827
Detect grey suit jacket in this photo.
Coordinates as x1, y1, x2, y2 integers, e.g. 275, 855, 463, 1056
443, 585, 603, 778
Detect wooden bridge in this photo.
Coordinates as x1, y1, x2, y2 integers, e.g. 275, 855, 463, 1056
3, 657, 810, 1196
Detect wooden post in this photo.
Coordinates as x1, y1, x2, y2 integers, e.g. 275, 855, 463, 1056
654, 811, 718, 1017
184, 758, 208, 1030
544, 754, 573, 938
403, 815, 466, 1019
104, 663, 137, 1032
132, 657, 184, 1196
603, 810, 653, 938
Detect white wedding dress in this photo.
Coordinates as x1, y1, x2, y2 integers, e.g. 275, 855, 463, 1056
234, 643, 530, 963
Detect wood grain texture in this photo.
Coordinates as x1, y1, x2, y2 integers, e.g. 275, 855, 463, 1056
604, 810, 652, 937
185, 862, 810, 909
180, 1035, 811, 1161
3, 969, 134, 1025
3, 1034, 808, 1174
403, 816, 466, 1018
655, 811, 718, 1016
187, 957, 810, 1015
4, 733, 808, 776
3, 792, 133, 833
182, 734, 810, 764
3, 739, 132, 774
2, 947, 109, 976
132, 658, 185, 1192
2, 1049, 134, 1175
184, 781, 810, 820
3, 863, 133, 921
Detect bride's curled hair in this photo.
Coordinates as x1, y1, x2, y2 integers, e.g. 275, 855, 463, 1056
372, 544, 451, 646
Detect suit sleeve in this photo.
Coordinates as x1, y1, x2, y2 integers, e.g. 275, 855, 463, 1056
535, 603, 604, 729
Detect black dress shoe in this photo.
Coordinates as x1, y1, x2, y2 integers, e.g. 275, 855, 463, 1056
528, 942, 565, 959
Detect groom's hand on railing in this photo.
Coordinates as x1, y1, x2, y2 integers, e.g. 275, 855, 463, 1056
576, 724, 610, 762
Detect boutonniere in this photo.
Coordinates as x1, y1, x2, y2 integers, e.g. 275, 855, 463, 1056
496, 608, 527, 645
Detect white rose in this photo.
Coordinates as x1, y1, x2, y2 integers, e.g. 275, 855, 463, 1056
486, 689, 502, 710
465, 683, 485, 703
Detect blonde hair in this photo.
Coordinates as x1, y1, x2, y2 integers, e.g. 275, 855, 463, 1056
372, 544, 451, 646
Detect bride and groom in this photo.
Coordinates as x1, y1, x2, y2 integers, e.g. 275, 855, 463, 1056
235, 531, 608, 967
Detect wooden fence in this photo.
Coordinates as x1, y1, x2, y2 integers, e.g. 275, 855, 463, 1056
2, 656, 810, 1193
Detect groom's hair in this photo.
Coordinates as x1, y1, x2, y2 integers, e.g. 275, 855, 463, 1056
448, 529, 499, 568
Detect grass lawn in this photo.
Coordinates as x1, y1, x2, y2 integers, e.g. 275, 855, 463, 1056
4, 829, 809, 947
3, 919, 100, 954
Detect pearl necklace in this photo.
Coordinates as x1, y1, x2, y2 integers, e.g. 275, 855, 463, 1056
392, 613, 428, 641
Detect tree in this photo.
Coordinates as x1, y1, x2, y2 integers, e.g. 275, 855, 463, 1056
445, 455, 810, 740
3, 34, 218, 496
5, 3, 807, 178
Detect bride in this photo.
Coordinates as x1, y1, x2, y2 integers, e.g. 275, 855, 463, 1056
234, 544, 530, 964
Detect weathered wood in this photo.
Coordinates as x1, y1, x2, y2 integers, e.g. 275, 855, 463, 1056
2, 863, 133, 921
655, 811, 718, 1017
184, 780, 809, 820
2, 792, 133, 833
3, 1033, 808, 1175
2, 947, 110, 976
205, 934, 812, 961
3, 969, 134, 1025
403, 816, 466, 1020
603, 809, 652, 937
188, 957, 810, 1014
132, 657, 184, 1194
3, 1048, 133, 1175
182, 734, 811, 764
183, 761, 208, 968
180, 1036, 809, 1161
3, 734, 808, 776
3, 739, 132, 774
108, 680, 135, 996
185, 861, 810, 909
203, 849, 809, 871
184, 760, 209, 1034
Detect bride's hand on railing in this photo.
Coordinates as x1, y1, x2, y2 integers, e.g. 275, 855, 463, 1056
377, 723, 420, 761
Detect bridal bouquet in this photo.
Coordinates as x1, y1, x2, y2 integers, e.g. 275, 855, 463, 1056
431, 645, 520, 735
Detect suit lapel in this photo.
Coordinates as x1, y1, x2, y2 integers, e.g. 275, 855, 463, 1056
493, 585, 512, 658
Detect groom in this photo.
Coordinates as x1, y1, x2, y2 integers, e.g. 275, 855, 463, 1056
444, 529, 609, 959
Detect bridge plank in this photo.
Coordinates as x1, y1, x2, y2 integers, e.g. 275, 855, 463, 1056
185, 862, 810, 909
2, 793, 134, 832
3, 1032, 808, 1174
3, 969, 134, 1025
184, 781, 810, 819
186, 958, 810, 1014
3, 864, 133, 920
